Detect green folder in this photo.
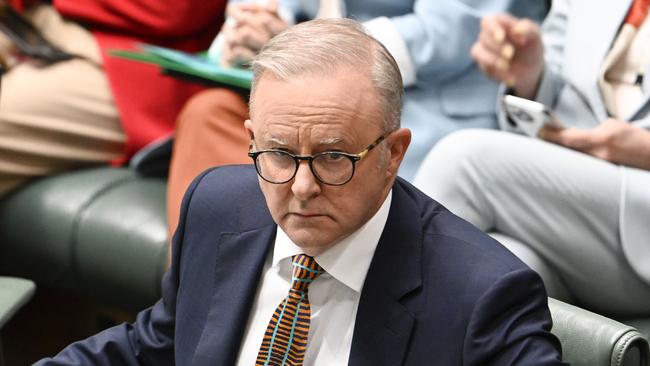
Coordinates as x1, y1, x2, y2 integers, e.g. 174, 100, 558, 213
110, 44, 253, 91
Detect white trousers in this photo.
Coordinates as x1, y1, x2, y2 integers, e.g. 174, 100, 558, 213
413, 129, 650, 316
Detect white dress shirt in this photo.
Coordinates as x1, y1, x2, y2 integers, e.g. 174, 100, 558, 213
235, 191, 392, 365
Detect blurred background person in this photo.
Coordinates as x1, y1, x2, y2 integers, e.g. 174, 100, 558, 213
414, 0, 650, 317
0, 0, 227, 197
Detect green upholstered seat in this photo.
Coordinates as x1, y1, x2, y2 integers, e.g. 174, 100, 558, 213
0, 168, 167, 311
549, 298, 649, 366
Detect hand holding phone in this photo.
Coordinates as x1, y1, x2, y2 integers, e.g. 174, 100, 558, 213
503, 95, 564, 137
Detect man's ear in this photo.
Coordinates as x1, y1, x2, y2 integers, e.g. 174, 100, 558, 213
385, 128, 411, 179
244, 119, 255, 140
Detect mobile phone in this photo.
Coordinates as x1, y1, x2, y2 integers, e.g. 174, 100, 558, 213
0, 5, 74, 63
503, 95, 563, 137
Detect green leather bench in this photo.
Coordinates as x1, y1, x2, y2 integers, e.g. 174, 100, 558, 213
0, 167, 167, 311
550, 298, 649, 366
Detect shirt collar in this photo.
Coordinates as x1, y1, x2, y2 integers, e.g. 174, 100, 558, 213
273, 190, 392, 293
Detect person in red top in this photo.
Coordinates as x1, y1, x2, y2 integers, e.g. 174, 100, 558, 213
0, 0, 226, 196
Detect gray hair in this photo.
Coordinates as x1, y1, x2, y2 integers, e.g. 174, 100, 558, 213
250, 18, 403, 132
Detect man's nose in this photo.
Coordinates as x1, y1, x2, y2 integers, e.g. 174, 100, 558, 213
291, 161, 321, 200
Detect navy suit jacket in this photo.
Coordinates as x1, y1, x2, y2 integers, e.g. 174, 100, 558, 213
37, 165, 566, 365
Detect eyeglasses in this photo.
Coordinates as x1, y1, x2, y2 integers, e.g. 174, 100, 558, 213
248, 133, 388, 186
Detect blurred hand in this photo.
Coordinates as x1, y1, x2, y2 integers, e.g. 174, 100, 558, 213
540, 119, 650, 171
220, 0, 288, 67
471, 13, 544, 99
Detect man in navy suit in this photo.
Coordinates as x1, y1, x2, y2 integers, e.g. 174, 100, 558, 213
37, 18, 566, 365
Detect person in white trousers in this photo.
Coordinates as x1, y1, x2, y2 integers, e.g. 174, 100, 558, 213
413, 0, 650, 317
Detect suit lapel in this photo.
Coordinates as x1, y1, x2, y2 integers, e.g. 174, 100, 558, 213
191, 224, 276, 366
566, 0, 631, 119
348, 180, 422, 366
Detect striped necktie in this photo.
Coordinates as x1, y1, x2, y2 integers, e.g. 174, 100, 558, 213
256, 254, 324, 366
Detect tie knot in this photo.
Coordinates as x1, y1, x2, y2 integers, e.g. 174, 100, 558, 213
290, 254, 324, 292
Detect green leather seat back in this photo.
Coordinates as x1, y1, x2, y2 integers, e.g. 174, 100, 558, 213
0, 168, 167, 311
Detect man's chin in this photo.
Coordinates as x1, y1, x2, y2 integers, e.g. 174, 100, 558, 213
282, 226, 337, 255
282, 212, 333, 229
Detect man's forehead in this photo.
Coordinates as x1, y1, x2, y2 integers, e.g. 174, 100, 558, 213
259, 95, 379, 121
249, 68, 384, 145
250, 69, 377, 111
256, 126, 352, 146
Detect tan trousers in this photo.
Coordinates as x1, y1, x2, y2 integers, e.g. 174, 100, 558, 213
0, 5, 125, 197
167, 88, 251, 236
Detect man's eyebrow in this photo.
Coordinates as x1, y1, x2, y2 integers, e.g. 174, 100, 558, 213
264, 136, 289, 145
319, 137, 344, 145
260, 136, 344, 147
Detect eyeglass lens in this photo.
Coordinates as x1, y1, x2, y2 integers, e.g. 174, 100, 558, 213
255, 151, 354, 185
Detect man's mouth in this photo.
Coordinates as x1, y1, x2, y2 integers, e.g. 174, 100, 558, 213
289, 212, 329, 219
292, 212, 323, 217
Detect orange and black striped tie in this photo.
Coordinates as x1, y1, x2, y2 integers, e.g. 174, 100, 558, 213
256, 254, 324, 366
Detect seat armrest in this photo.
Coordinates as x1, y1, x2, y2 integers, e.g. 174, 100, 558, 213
128, 134, 173, 177
626, 319, 650, 342
0, 277, 35, 329
549, 298, 649, 366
